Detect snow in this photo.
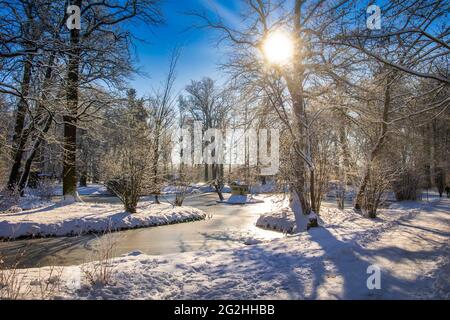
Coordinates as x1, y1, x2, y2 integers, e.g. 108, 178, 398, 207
162, 183, 231, 195
7, 198, 449, 299
256, 194, 317, 233
0, 195, 53, 213
256, 192, 443, 234
77, 185, 110, 196
162, 181, 290, 196
256, 194, 296, 233
256, 207, 296, 233
249, 181, 284, 194
49, 184, 110, 196
162, 181, 281, 196
217, 194, 264, 205
0, 201, 206, 240
0, 185, 111, 213
324, 181, 357, 200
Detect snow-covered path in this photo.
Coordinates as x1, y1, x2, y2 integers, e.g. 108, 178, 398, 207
11, 199, 450, 299
364, 200, 450, 299
293, 199, 450, 299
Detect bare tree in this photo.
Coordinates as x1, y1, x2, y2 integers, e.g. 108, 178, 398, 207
190, 0, 361, 230
60, 0, 163, 201
334, 0, 449, 84
145, 49, 179, 203
103, 90, 150, 213
179, 77, 232, 183
4, 0, 43, 192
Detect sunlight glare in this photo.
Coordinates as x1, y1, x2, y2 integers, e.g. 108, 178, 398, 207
262, 31, 294, 65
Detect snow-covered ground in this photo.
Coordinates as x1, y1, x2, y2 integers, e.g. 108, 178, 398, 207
1, 184, 111, 213
217, 194, 264, 205
162, 183, 231, 195
0, 201, 206, 240
257, 192, 443, 234
161, 181, 281, 195
0, 195, 53, 213
49, 184, 110, 196
249, 181, 285, 194
6, 197, 449, 299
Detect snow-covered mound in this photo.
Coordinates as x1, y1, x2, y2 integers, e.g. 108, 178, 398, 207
256, 194, 319, 233
256, 207, 296, 233
0, 201, 206, 240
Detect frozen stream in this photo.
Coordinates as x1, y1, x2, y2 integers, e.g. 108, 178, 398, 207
0, 192, 352, 268
0, 193, 285, 267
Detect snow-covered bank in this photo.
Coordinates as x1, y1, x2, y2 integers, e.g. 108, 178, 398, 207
255, 194, 319, 233
255, 193, 442, 234
6, 199, 449, 299
0, 201, 206, 240
256, 207, 296, 233
255, 194, 297, 233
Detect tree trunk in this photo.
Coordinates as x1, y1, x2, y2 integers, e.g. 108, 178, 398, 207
212, 163, 217, 180
79, 173, 87, 187
354, 167, 371, 210
354, 72, 393, 210
337, 119, 350, 209
212, 165, 224, 201
16, 53, 56, 194
220, 164, 224, 181
63, 0, 82, 201
281, 0, 312, 217
213, 183, 224, 201
204, 163, 209, 181
7, 128, 31, 191
7, 1, 36, 191
78, 129, 88, 187
7, 54, 34, 191
261, 176, 266, 185
310, 168, 317, 212
152, 136, 161, 204
290, 188, 316, 232
285, 83, 311, 215
423, 124, 433, 188
18, 115, 53, 194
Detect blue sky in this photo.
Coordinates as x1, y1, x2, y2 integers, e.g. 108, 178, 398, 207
128, 0, 243, 96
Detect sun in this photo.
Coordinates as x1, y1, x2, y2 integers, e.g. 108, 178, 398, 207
262, 30, 294, 65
